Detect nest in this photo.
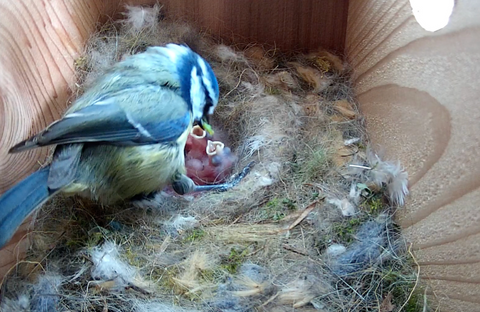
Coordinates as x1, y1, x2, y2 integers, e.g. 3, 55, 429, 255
0, 4, 423, 312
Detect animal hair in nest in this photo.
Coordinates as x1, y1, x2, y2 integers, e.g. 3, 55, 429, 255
0, 3, 418, 312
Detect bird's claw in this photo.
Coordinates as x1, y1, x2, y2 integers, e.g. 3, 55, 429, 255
229, 161, 255, 187
189, 161, 255, 194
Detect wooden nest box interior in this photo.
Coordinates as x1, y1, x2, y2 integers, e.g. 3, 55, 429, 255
0, 0, 478, 311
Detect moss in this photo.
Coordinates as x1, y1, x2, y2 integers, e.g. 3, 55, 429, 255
281, 198, 297, 210
403, 291, 424, 312
348, 218, 362, 227
311, 56, 331, 73
265, 86, 281, 95
124, 247, 147, 267
272, 211, 286, 221
332, 217, 362, 243
74, 56, 89, 71
85, 231, 105, 248
183, 228, 206, 243
357, 142, 367, 150
382, 251, 424, 312
361, 194, 384, 216
220, 247, 249, 274
148, 266, 168, 285
66, 223, 108, 249
266, 198, 280, 209
259, 197, 298, 221
390, 285, 425, 312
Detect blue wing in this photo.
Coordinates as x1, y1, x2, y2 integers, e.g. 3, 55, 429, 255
10, 85, 192, 153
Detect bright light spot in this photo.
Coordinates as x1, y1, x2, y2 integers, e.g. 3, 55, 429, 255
409, 0, 454, 32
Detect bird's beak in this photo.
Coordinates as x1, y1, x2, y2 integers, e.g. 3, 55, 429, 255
200, 116, 214, 136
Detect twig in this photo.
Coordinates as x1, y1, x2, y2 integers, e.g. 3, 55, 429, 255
246, 246, 265, 257
223, 69, 248, 98
423, 287, 428, 312
283, 244, 308, 256
349, 164, 371, 170
260, 292, 280, 307
229, 214, 243, 226
126, 282, 153, 295
279, 199, 320, 233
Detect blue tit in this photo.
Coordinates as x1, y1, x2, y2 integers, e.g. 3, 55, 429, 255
0, 43, 253, 249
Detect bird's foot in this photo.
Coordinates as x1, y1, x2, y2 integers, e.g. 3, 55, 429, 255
173, 161, 255, 195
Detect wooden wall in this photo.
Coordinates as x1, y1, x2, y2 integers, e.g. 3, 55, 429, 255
158, 0, 349, 53
346, 1, 480, 311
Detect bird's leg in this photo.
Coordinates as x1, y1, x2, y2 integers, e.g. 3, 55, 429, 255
172, 161, 255, 195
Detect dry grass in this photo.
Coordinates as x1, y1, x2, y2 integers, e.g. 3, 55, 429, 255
0, 3, 421, 312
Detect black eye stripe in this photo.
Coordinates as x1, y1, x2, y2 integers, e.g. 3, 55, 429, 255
203, 98, 213, 116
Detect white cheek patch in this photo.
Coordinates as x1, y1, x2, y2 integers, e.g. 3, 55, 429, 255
167, 43, 189, 55
197, 57, 218, 105
190, 66, 205, 120
164, 44, 190, 63
161, 47, 178, 63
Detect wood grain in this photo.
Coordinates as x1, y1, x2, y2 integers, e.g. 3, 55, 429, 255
159, 0, 349, 54
346, 0, 480, 310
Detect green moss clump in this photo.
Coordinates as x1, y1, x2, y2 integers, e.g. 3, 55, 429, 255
332, 217, 362, 243
183, 228, 206, 243
361, 194, 384, 215
220, 247, 249, 274
265, 86, 281, 95
259, 197, 298, 221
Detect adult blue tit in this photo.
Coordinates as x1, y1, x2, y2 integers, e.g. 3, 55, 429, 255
0, 43, 253, 249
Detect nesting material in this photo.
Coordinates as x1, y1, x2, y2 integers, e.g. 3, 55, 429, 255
134, 301, 200, 312
30, 273, 63, 312
330, 215, 390, 277
0, 273, 62, 312
326, 243, 347, 257
366, 148, 410, 206
0, 295, 30, 312
171, 250, 215, 295
205, 263, 273, 311
327, 197, 356, 216
1, 4, 422, 312
334, 99, 357, 119
90, 241, 139, 290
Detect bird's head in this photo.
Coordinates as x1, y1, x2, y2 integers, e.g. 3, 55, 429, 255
156, 44, 219, 134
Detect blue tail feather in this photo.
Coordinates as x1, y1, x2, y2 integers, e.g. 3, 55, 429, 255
0, 166, 53, 248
